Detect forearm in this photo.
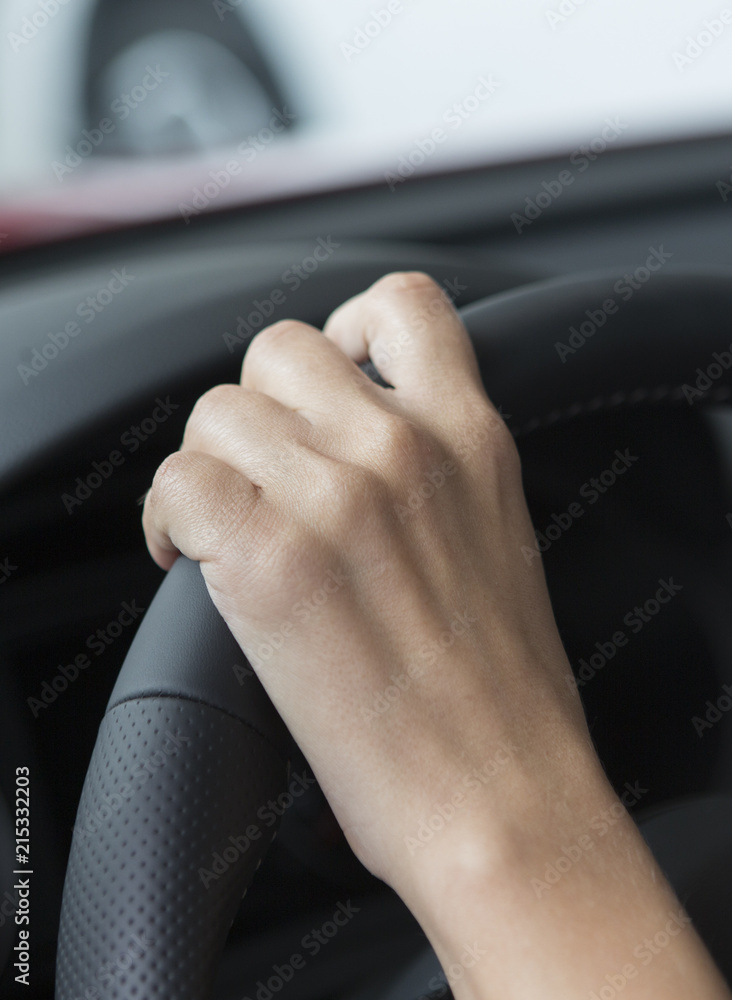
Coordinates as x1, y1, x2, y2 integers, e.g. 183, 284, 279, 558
399, 749, 730, 1000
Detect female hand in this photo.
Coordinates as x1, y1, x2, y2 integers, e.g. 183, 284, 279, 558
143, 272, 730, 1000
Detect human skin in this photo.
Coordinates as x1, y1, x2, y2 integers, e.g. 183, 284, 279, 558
143, 272, 731, 999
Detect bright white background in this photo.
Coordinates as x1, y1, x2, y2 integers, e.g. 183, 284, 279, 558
1, 0, 731, 196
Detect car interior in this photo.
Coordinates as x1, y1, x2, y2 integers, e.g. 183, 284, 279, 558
1, 2, 732, 998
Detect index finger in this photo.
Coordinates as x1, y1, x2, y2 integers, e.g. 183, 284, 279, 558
322, 272, 483, 402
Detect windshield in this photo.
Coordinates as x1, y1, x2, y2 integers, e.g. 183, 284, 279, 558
1, 0, 730, 223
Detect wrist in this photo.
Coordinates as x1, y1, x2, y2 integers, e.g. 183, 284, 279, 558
391, 745, 625, 997
392, 756, 727, 1000
394, 726, 609, 912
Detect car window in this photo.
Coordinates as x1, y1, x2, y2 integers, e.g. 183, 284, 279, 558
1, 0, 731, 206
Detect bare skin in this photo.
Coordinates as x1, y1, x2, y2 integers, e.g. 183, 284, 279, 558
143, 272, 731, 1000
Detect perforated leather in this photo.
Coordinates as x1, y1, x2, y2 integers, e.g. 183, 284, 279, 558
56, 697, 286, 1000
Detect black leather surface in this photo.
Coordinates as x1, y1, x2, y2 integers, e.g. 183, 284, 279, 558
462, 266, 732, 435
56, 696, 287, 1000
108, 556, 290, 759
56, 559, 290, 1000
0, 245, 521, 490
0, 792, 15, 982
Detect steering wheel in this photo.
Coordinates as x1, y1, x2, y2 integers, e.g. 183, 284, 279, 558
54, 266, 732, 999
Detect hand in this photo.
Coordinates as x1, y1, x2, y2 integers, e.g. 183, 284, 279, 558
143, 271, 587, 877
143, 273, 730, 1000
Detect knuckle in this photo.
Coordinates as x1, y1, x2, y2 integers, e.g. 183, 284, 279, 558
451, 400, 521, 477
242, 321, 314, 384
247, 320, 307, 359
367, 412, 430, 473
188, 384, 240, 432
483, 414, 521, 478
373, 271, 439, 299
148, 451, 194, 506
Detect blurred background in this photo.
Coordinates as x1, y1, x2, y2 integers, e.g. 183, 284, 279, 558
1, 0, 732, 231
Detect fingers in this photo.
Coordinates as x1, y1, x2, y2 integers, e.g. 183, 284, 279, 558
180, 383, 322, 494
322, 272, 483, 402
237, 322, 450, 484
240, 319, 379, 419
143, 271, 496, 574
142, 450, 263, 571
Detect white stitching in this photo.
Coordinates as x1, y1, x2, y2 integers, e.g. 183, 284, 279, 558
511, 385, 732, 437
